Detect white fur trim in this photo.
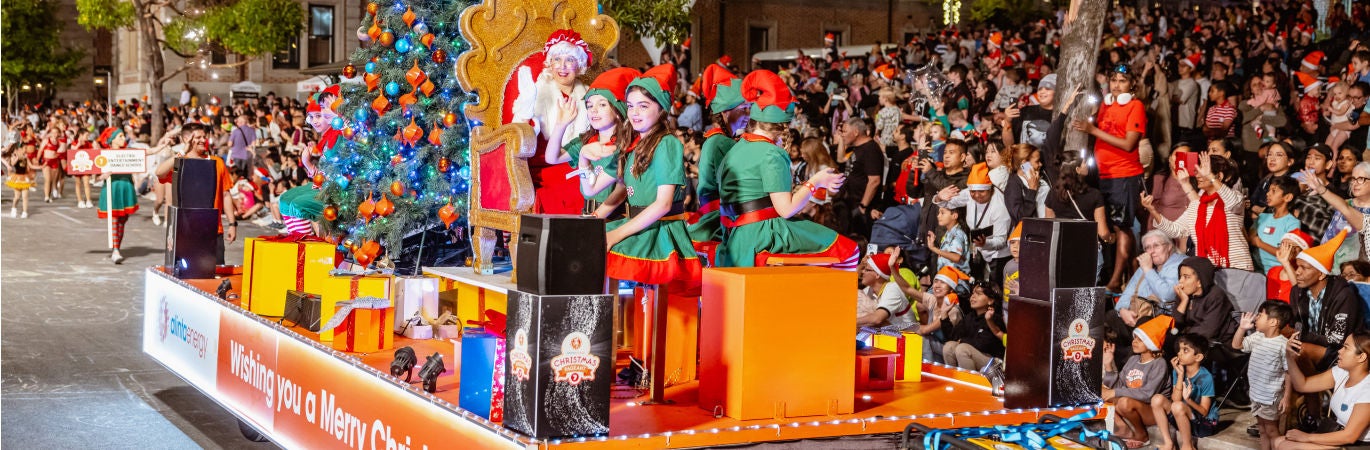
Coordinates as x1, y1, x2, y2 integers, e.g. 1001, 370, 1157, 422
1297, 252, 1331, 274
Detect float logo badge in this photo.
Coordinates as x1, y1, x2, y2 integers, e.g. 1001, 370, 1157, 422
509, 329, 532, 382
160, 297, 209, 358
550, 332, 598, 385
1059, 319, 1095, 363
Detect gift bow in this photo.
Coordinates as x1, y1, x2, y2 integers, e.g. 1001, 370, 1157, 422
260, 233, 325, 243
466, 310, 507, 338
319, 296, 391, 332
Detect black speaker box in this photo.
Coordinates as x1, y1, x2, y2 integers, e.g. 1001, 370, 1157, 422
1019, 218, 1099, 300
1005, 287, 1106, 409
516, 214, 606, 295
503, 289, 614, 439
283, 290, 322, 332
173, 157, 219, 209
165, 206, 219, 279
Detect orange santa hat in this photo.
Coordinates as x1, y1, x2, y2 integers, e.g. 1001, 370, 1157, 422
1133, 315, 1174, 352
966, 162, 992, 191
1297, 228, 1349, 274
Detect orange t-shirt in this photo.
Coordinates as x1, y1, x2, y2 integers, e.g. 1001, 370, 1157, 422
1093, 99, 1146, 179
159, 154, 233, 234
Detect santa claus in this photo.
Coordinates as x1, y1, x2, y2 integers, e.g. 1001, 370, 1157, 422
511, 29, 593, 214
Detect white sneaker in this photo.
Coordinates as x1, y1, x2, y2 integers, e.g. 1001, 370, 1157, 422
9, 207, 15, 218
111, 249, 125, 264
20, 211, 27, 219
53, 191, 61, 199
152, 213, 162, 226
81, 201, 90, 208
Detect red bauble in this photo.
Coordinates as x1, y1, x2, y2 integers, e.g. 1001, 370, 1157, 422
341, 63, 357, 78
437, 157, 451, 172
432, 49, 448, 64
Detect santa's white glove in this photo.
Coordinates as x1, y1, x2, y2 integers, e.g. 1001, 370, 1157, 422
511, 66, 538, 134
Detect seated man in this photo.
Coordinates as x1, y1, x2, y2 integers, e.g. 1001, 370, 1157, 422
1105, 229, 1185, 367
857, 252, 916, 330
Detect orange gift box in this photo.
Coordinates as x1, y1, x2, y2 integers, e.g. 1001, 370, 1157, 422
319, 274, 392, 341
699, 266, 855, 420
331, 306, 395, 353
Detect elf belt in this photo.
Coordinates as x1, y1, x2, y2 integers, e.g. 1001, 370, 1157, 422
627, 201, 686, 219
698, 196, 720, 215
721, 197, 780, 228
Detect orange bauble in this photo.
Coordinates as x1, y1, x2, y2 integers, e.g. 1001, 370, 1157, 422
367, 25, 381, 42
364, 73, 381, 92
442, 112, 457, 128
428, 127, 442, 146
341, 64, 357, 78
371, 95, 390, 114
420, 80, 435, 97
390, 180, 405, 197
358, 195, 376, 222
437, 157, 451, 172
420, 33, 435, 49
391, 154, 404, 165
342, 127, 355, 139
401, 7, 416, 27
401, 118, 423, 145
312, 172, 325, 188
375, 195, 395, 216
398, 92, 417, 108
379, 31, 395, 47
365, 2, 378, 16
405, 60, 427, 88
439, 203, 459, 226
322, 205, 338, 221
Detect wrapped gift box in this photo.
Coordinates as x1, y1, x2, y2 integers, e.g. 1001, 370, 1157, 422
503, 290, 613, 439
393, 276, 439, 334
871, 330, 923, 381
459, 325, 506, 422
328, 301, 395, 353
319, 274, 392, 341
283, 290, 322, 332
434, 277, 508, 329
241, 236, 335, 316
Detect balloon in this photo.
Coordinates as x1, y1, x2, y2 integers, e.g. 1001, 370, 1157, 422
904, 63, 954, 109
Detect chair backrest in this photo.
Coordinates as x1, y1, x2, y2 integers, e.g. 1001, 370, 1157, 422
1216, 268, 1267, 313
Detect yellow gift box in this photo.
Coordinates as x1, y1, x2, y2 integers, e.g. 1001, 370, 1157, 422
241, 237, 336, 317
872, 332, 923, 382
434, 277, 507, 326
319, 274, 392, 341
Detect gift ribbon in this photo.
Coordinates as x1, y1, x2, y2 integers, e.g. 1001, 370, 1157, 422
320, 296, 391, 332
920, 409, 1105, 450
466, 309, 507, 338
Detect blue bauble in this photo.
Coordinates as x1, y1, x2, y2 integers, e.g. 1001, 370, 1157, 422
395, 37, 411, 53
337, 177, 350, 189
353, 108, 369, 122
457, 165, 470, 180
385, 81, 400, 97
337, 244, 348, 252
330, 117, 344, 130
365, 61, 377, 74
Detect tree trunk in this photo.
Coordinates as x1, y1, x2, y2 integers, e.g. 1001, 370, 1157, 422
135, 0, 166, 141
1059, 0, 1109, 164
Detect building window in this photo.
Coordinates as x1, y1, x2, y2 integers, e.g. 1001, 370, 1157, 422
748, 26, 769, 69
308, 5, 334, 66
273, 40, 300, 69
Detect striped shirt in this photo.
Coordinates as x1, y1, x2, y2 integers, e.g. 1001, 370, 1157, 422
1241, 332, 1288, 405
1152, 183, 1254, 271
1205, 102, 1237, 138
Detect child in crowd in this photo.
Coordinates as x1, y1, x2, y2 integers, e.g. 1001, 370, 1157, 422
940, 280, 1006, 371
1295, 73, 1323, 137
1232, 301, 1293, 450
1204, 82, 1237, 140
1251, 142, 1297, 213
1246, 73, 1282, 140
1248, 176, 1302, 272
1104, 315, 1174, 449
926, 206, 969, 275
914, 266, 971, 364
1152, 334, 1218, 450
1002, 222, 1022, 298
1327, 81, 1355, 149
1270, 230, 1314, 302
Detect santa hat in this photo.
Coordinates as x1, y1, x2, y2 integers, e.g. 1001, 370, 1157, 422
966, 162, 992, 191
306, 96, 322, 114
1115, 35, 1130, 47
1298, 228, 1349, 274
627, 64, 677, 112
1008, 38, 1025, 47
1008, 222, 1023, 242
934, 266, 971, 288
681, 37, 691, 50
873, 65, 897, 82
988, 32, 1003, 48
1302, 51, 1325, 70
1132, 315, 1174, 352
694, 64, 744, 114
1282, 229, 1315, 250
1143, 32, 1153, 45
1267, 23, 1278, 35
718, 55, 733, 66
1296, 72, 1323, 93
867, 253, 894, 278
1181, 53, 1202, 69
544, 29, 592, 67
740, 69, 796, 124
1298, 23, 1314, 38
585, 67, 641, 117
824, 33, 835, 45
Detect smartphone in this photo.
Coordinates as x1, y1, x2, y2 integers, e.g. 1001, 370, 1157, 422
1020, 162, 1033, 174
1173, 151, 1199, 174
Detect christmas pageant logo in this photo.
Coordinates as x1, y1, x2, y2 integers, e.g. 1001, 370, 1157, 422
509, 329, 532, 382
1059, 319, 1095, 362
550, 332, 598, 385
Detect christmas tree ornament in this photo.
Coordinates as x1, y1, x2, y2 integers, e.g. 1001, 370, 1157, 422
312, 172, 325, 188
342, 126, 355, 139
357, 26, 371, 42
331, 117, 345, 130
354, 107, 369, 122
390, 180, 405, 197
329, 97, 343, 112
398, 93, 418, 109
442, 111, 457, 127
310, 144, 323, 157
342, 63, 357, 78
359, 195, 376, 222
420, 80, 435, 97
365, 61, 377, 74
379, 31, 395, 47
357, 240, 381, 267
427, 127, 442, 146
405, 60, 427, 88
364, 73, 381, 92
420, 33, 435, 49
371, 95, 390, 115
391, 154, 404, 165
413, 23, 428, 35
396, 37, 412, 53
431, 48, 448, 64
337, 176, 350, 189
439, 203, 459, 226
376, 195, 395, 216
323, 205, 338, 221
437, 157, 451, 172
367, 24, 382, 42
402, 7, 417, 27
385, 81, 401, 97
402, 119, 423, 144
365, 2, 377, 16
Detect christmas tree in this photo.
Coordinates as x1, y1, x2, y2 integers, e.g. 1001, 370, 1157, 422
319, 0, 473, 268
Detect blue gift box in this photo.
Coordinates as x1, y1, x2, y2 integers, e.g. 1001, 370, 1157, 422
459, 328, 506, 421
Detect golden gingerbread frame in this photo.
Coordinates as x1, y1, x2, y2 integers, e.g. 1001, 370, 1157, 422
455, 0, 618, 274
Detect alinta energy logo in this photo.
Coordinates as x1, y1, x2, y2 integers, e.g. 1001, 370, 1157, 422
160, 297, 209, 359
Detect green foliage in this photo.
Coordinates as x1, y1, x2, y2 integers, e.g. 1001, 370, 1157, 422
74, 0, 134, 31
163, 17, 208, 56
600, 0, 691, 45
204, 0, 305, 56
319, 0, 473, 255
3, 0, 87, 88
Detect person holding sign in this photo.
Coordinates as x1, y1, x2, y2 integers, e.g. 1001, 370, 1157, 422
95, 128, 139, 264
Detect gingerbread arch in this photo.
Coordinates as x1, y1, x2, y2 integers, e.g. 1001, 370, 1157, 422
455, 0, 619, 273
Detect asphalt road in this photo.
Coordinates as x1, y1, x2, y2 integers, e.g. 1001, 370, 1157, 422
1, 185, 271, 449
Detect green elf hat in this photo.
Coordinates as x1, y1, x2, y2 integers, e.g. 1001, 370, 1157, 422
741, 69, 796, 123
584, 67, 641, 118
626, 64, 678, 112
693, 63, 744, 114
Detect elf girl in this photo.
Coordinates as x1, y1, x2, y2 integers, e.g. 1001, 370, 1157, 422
715, 69, 858, 269
544, 67, 642, 218
686, 63, 749, 245
599, 64, 703, 291
6, 146, 34, 218
97, 128, 140, 264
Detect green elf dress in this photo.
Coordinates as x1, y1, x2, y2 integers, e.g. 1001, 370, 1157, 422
604, 64, 703, 291
96, 174, 140, 219
716, 70, 859, 269
686, 65, 746, 245
565, 67, 638, 217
